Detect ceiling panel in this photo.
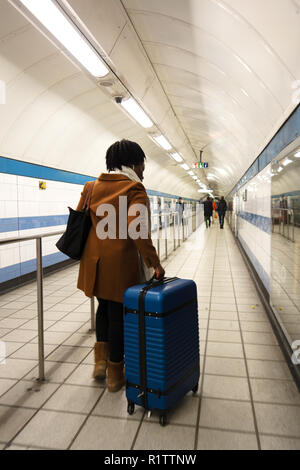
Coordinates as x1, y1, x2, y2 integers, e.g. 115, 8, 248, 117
0, 0, 200, 198
122, 0, 300, 194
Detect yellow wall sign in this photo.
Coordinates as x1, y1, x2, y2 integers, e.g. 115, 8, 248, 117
39, 181, 47, 190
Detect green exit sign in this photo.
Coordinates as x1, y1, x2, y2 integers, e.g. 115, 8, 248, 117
193, 162, 208, 169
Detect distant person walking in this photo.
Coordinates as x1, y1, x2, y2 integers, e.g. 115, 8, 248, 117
217, 196, 227, 229
212, 199, 217, 224
203, 196, 213, 228
176, 197, 185, 226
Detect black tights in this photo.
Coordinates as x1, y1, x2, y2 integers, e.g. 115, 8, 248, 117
96, 298, 124, 363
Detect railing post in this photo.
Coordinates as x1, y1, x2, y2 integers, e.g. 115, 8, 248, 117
36, 237, 45, 382
173, 213, 176, 252
164, 213, 168, 260
157, 214, 160, 259
90, 297, 96, 332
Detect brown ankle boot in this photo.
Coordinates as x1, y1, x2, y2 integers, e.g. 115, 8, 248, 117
107, 360, 125, 392
92, 342, 109, 379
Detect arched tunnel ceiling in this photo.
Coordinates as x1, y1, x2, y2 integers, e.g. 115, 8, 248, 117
0, 0, 199, 199
1, 0, 300, 198
121, 0, 300, 194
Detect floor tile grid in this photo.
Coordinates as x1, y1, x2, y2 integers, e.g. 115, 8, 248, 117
224, 229, 261, 450
70, 237, 206, 450
2, 239, 194, 450
0, 305, 93, 385
130, 229, 208, 449
1, 331, 95, 448
0, 243, 187, 449
1, 278, 91, 345
193, 228, 217, 450
193, 231, 260, 447
225, 229, 300, 444
1, 226, 299, 449
1, 291, 93, 368
68, 237, 204, 450
65, 387, 119, 450
0, 270, 99, 449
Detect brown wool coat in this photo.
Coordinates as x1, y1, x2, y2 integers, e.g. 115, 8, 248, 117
76, 174, 160, 303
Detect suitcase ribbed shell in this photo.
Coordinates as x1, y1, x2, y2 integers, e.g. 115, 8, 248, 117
124, 278, 200, 412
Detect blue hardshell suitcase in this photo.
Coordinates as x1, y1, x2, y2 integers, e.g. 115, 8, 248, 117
123, 277, 200, 426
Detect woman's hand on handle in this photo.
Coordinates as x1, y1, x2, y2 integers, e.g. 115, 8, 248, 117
154, 264, 165, 280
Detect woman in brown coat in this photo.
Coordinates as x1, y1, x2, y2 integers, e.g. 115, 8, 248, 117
76, 140, 164, 392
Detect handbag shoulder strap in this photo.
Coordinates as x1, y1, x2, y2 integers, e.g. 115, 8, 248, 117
82, 180, 96, 211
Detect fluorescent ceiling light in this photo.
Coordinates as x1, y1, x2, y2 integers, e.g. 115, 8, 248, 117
277, 166, 283, 173
282, 158, 292, 167
120, 98, 153, 128
153, 135, 172, 150
192, 176, 198, 180
170, 152, 183, 163
241, 88, 249, 97
198, 190, 213, 193
207, 173, 219, 179
294, 150, 300, 158
216, 168, 228, 176
19, 0, 109, 78
181, 163, 189, 171
188, 171, 195, 176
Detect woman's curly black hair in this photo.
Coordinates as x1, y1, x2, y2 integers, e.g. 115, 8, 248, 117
106, 139, 146, 172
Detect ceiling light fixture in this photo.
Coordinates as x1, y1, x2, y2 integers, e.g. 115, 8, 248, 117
19, 0, 109, 78
153, 135, 172, 151
294, 150, 300, 158
120, 97, 153, 128
170, 152, 183, 163
216, 168, 228, 177
181, 163, 190, 171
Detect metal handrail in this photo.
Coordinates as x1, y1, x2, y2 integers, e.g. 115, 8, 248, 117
0, 231, 65, 246
0, 230, 65, 382
0, 209, 201, 382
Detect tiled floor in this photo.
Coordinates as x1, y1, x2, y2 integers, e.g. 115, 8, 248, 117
0, 223, 300, 450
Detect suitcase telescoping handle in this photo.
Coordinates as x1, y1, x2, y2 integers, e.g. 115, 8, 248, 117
146, 276, 178, 288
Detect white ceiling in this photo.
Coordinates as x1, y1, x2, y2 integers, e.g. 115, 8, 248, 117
1, 0, 300, 198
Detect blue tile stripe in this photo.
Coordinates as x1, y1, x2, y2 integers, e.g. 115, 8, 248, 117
0, 218, 19, 233
239, 235, 270, 293
0, 251, 69, 284
239, 211, 271, 235
0, 156, 198, 203
0, 156, 96, 186
0, 215, 68, 233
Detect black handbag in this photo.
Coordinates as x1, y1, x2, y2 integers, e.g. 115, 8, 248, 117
56, 181, 95, 260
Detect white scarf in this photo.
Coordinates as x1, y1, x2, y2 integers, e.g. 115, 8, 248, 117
111, 166, 154, 282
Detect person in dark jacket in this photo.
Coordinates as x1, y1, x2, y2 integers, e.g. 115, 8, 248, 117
176, 197, 185, 226
217, 196, 227, 229
203, 196, 213, 228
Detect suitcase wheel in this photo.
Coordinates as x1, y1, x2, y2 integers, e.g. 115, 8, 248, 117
159, 413, 167, 427
127, 400, 135, 415
192, 383, 199, 395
